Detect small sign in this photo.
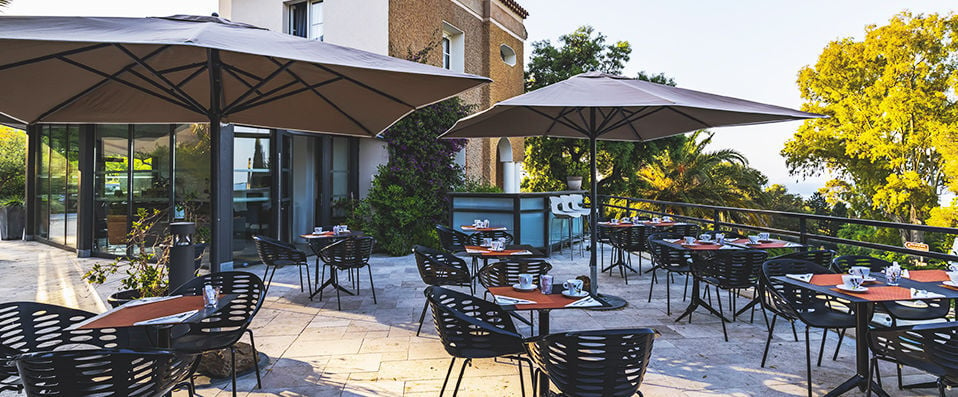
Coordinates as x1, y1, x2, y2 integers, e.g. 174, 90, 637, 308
905, 241, 929, 252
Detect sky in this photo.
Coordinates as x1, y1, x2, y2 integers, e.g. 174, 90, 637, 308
5, 0, 957, 197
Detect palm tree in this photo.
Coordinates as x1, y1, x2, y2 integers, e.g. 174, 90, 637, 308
0, 0, 10, 9
633, 131, 767, 222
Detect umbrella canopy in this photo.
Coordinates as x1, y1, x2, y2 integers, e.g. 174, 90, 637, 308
441, 71, 824, 298
0, 15, 490, 136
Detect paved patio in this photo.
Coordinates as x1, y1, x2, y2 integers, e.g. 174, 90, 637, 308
0, 240, 941, 396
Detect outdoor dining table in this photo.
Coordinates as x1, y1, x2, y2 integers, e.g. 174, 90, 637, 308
301, 230, 363, 299
486, 286, 609, 397
775, 269, 958, 396
460, 225, 509, 232
722, 237, 805, 318
650, 238, 742, 324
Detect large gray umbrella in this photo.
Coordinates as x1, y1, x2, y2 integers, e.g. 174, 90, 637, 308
0, 14, 489, 268
441, 71, 823, 300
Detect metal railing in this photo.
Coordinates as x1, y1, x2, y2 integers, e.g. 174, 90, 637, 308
599, 195, 958, 264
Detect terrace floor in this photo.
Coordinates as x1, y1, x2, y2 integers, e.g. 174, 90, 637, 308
0, 239, 941, 396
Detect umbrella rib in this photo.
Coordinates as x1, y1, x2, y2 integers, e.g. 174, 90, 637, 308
278, 66, 373, 135
597, 106, 664, 138
222, 59, 295, 115
230, 79, 299, 109
0, 43, 110, 71
157, 62, 206, 75
573, 107, 591, 136
229, 77, 343, 113
666, 106, 713, 129
544, 107, 576, 134
174, 64, 208, 89
524, 106, 589, 135
112, 44, 207, 114
308, 63, 416, 110
594, 107, 618, 134
53, 55, 198, 114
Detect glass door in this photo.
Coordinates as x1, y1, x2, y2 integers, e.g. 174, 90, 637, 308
232, 127, 272, 264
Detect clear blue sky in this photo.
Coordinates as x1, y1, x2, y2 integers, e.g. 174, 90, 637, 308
6, 0, 956, 196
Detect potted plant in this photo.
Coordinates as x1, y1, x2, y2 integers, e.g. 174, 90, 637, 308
565, 162, 588, 190
84, 208, 171, 307
0, 197, 24, 240
178, 192, 210, 269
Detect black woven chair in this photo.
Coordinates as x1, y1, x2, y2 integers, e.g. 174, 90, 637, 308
252, 235, 312, 297
868, 322, 958, 395
646, 232, 693, 316
761, 259, 863, 397
659, 223, 700, 237
528, 328, 659, 397
477, 259, 553, 290
14, 348, 197, 396
169, 271, 265, 396
318, 236, 376, 310
413, 245, 474, 336
833, 255, 950, 325
467, 230, 515, 246
772, 249, 836, 268
437, 225, 472, 254
693, 250, 768, 342
604, 226, 650, 284
0, 301, 153, 393
425, 286, 532, 397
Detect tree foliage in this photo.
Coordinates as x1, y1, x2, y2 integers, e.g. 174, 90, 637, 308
783, 12, 958, 235
0, 126, 26, 200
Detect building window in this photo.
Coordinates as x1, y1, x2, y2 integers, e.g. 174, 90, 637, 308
441, 22, 464, 73
288, 1, 323, 41
500, 44, 517, 66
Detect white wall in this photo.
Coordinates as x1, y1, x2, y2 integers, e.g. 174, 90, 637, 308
358, 139, 388, 199
220, 0, 285, 32
324, 0, 389, 55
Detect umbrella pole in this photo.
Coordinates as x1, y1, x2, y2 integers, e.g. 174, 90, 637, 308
589, 114, 626, 310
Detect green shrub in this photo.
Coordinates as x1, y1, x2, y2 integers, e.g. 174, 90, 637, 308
455, 177, 503, 193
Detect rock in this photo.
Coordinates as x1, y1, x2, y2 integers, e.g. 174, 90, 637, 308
196, 342, 259, 379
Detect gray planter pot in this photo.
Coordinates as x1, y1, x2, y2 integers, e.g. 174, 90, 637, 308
0, 205, 24, 240
566, 176, 583, 190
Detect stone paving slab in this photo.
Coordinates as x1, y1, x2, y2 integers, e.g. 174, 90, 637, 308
0, 240, 942, 396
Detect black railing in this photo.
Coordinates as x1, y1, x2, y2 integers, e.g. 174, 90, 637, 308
599, 195, 958, 264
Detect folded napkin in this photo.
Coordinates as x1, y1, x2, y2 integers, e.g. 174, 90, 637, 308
565, 296, 603, 308
465, 247, 489, 254
133, 310, 199, 326
910, 289, 946, 299
123, 295, 182, 307
494, 296, 536, 305
786, 274, 813, 283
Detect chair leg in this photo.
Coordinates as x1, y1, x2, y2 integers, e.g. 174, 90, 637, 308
833, 328, 845, 361
817, 328, 828, 367
334, 270, 342, 310
441, 357, 456, 396
761, 314, 777, 367
938, 378, 947, 397
452, 358, 471, 397
516, 357, 526, 397
665, 272, 672, 316
716, 286, 728, 342
298, 264, 304, 292
230, 346, 238, 397
867, 356, 877, 396
246, 329, 262, 389
805, 326, 813, 397
367, 265, 377, 304
416, 299, 428, 336
791, 322, 799, 342
683, 274, 689, 301
897, 363, 904, 390
648, 270, 657, 303
304, 264, 313, 300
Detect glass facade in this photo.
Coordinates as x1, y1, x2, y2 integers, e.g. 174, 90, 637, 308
233, 127, 273, 264
35, 125, 80, 247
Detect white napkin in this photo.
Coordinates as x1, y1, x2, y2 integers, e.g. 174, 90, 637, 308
123, 295, 182, 307
902, 269, 910, 278
786, 274, 813, 283
494, 296, 536, 305
465, 247, 489, 254
507, 250, 533, 255
565, 296, 603, 308
133, 310, 199, 326
910, 289, 946, 299
664, 239, 681, 244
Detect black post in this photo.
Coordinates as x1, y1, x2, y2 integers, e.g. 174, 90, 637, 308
799, 216, 808, 249
23, 124, 37, 241
588, 109, 599, 295
168, 222, 196, 291
208, 49, 233, 272
76, 124, 95, 257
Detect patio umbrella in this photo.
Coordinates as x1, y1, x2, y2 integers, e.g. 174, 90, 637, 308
441, 71, 823, 303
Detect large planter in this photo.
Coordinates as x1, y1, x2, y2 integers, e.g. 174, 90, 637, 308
0, 205, 24, 240
106, 289, 142, 308
566, 176, 583, 190
194, 242, 208, 270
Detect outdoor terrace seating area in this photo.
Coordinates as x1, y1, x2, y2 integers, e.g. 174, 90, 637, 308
0, 233, 951, 396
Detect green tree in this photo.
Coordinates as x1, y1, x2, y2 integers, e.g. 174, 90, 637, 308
0, 126, 26, 199
783, 12, 958, 240
521, 26, 685, 194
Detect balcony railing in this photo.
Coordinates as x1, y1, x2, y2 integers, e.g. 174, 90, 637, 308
599, 195, 958, 264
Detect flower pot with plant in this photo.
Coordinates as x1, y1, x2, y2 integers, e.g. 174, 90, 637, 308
565, 162, 588, 191
84, 208, 171, 307
0, 197, 24, 240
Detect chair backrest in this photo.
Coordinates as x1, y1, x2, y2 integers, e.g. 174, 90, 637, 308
550, 196, 573, 216
761, 259, 832, 319
661, 223, 700, 236
647, 232, 690, 269
412, 245, 471, 287
14, 348, 196, 397
530, 328, 659, 397
869, 323, 958, 380
700, 229, 746, 239
467, 230, 515, 245
569, 194, 586, 211
320, 236, 375, 269
477, 259, 552, 289
436, 225, 471, 253
168, 271, 265, 349
696, 250, 768, 289
424, 286, 524, 359
773, 250, 836, 269
253, 235, 306, 267
832, 255, 891, 274
609, 226, 650, 252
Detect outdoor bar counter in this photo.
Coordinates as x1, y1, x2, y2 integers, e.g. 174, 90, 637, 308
448, 190, 588, 256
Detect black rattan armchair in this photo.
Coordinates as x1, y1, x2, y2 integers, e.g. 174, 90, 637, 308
868, 322, 958, 395
604, 226, 650, 284
761, 259, 862, 397
832, 255, 890, 274
694, 250, 768, 342
477, 259, 552, 290
413, 245, 474, 336
169, 271, 265, 396
14, 348, 197, 397
659, 223, 700, 236
772, 249, 836, 268
467, 229, 515, 246
252, 235, 312, 297
318, 236, 376, 310
425, 286, 532, 397
646, 232, 692, 316
437, 225, 472, 254
528, 328, 659, 397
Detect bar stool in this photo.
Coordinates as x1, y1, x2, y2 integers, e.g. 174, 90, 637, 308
564, 194, 591, 254
549, 196, 579, 257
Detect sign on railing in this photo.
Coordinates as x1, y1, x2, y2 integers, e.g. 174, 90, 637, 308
904, 241, 929, 252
